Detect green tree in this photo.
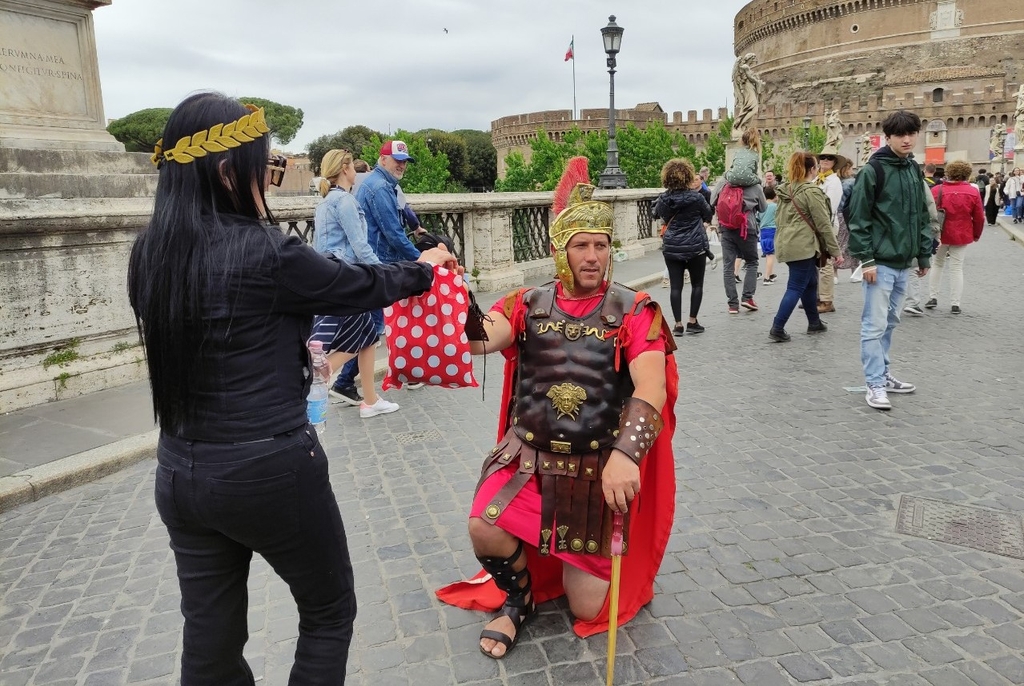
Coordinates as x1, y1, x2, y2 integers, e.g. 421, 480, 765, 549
617, 122, 683, 188
495, 151, 536, 192
452, 129, 498, 191
421, 130, 470, 190
306, 125, 384, 174
238, 97, 304, 146
106, 108, 171, 153
361, 130, 453, 193
695, 116, 733, 180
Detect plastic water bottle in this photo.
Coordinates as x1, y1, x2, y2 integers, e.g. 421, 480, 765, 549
306, 340, 330, 435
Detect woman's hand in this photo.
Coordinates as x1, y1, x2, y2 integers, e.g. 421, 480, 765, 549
417, 245, 464, 274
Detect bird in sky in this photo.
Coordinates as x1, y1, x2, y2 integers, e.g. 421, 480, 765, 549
443, 28, 448, 33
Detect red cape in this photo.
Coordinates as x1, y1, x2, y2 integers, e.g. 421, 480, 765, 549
436, 291, 678, 637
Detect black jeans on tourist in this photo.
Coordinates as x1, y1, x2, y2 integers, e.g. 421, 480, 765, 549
155, 427, 356, 685
665, 255, 707, 322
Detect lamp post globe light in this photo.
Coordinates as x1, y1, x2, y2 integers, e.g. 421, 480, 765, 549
802, 116, 812, 151
598, 15, 627, 189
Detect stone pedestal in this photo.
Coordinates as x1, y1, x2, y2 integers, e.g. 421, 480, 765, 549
0, 0, 123, 151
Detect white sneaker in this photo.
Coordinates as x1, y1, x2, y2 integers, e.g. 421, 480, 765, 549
865, 386, 891, 410
360, 397, 400, 418
661, 277, 669, 288
405, 382, 425, 390
884, 372, 916, 394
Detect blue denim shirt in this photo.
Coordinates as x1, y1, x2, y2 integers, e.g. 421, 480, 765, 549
313, 188, 380, 265
356, 167, 420, 263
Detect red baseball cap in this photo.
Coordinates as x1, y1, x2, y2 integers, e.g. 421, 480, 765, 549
379, 140, 415, 162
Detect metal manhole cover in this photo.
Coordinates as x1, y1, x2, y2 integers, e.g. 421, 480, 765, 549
393, 430, 443, 445
895, 495, 1024, 559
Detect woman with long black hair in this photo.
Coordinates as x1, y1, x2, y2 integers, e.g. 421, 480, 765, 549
128, 92, 457, 685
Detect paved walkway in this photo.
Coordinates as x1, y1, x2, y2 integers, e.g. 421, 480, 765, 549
2, 222, 1024, 685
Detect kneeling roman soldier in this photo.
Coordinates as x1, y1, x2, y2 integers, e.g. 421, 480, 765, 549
437, 157, 679, 658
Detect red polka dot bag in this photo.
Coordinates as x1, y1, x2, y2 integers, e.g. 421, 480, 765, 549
381, 266, 479, 390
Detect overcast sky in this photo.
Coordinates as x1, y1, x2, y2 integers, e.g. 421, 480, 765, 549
94, 0, 752, 153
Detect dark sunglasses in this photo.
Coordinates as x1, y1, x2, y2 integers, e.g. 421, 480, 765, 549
267, 154, 287, 187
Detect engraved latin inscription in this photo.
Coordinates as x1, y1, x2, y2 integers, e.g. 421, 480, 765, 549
0, 9, 89, 117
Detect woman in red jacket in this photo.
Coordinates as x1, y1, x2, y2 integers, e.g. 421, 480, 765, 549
926, 160, 984, 314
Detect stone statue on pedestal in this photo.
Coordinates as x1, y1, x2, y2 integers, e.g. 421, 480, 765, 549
824, 110, 844, 151
1015, 85, 1024, 147
731, 53, 764, 141
990, 123, 1007, 159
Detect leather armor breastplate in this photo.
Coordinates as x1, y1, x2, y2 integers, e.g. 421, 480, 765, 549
511, 284, 635, 453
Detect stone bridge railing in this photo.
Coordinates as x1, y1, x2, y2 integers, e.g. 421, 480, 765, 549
0, 190, 662, 412
270, 188, 662, 292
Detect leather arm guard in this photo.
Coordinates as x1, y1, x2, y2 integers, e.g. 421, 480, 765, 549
611, 397, 664, 465
464, 288, 492, 342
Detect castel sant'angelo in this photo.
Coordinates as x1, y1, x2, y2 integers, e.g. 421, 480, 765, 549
491, 0, 1024, 176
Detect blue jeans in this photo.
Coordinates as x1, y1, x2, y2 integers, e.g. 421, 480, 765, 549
1014, 194, 1024, 221
772, 257, 821, 331
334, 309, 384, 389
155, 428, 356, 685
860, 264, 909, 387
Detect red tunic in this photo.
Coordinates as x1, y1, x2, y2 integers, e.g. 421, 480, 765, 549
436, 282, 678, 638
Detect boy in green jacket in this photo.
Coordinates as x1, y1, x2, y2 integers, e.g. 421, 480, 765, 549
847, 110, 932, 410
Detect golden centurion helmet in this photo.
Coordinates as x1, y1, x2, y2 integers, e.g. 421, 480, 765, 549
549, 156, 614, 293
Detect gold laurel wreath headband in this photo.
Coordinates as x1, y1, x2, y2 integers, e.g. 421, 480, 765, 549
151, 104, 270, 166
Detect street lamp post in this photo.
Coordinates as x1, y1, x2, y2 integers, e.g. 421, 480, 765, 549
598, 15, 627, 189
802, 116, 812, 151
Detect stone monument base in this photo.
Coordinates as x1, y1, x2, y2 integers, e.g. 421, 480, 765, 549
0, 148, 157, 413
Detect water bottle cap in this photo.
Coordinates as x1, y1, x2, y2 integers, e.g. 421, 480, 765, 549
308, 341, 324, 352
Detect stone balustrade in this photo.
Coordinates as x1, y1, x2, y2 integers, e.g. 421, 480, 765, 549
0, 189, 663, 412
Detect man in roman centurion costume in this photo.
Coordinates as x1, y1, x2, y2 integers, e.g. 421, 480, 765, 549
437, 157, 678, 658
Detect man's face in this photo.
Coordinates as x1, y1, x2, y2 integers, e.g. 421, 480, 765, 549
699, 169, 709, 181
379, 155, 408, 180
564, 233, 610, 294
885, 131, 918, 158
764, 171, 775, 185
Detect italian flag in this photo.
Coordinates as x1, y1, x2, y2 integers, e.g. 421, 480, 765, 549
564, 37, 574, 62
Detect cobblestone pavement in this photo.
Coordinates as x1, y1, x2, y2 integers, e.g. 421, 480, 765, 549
2, 227, 1024, 685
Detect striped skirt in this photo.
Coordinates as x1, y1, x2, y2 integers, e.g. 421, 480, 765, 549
309, 313, 378, 354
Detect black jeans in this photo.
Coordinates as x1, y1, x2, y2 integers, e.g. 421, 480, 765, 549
155, 426, 356, 685
664, 255, 707, 321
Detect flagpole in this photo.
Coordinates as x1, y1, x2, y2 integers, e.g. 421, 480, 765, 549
571, 35, 577, 120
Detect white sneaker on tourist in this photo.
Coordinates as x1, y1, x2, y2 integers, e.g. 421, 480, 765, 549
884, 372, 916, 394
405, 382, 425, 390
865, 386, 891, 410
360, 397, 400, 418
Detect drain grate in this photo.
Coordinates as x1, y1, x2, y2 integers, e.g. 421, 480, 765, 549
393, 430, 443, 445
896, 495, 1024, 560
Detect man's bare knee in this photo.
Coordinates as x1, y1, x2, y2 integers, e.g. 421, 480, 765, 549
468, 517, 517, 557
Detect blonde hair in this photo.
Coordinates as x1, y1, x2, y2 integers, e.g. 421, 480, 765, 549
318, 149, 354, 197
945, 160, 972, 182
741, 128, 761, 153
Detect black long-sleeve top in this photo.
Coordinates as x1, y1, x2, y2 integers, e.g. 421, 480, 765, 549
172, 215, 433, 441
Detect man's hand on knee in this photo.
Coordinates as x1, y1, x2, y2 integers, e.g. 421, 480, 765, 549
602, 451, 640, 513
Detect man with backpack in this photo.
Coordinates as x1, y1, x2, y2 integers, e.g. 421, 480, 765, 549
711, 178, 767, 313
847, 110, 932, 411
